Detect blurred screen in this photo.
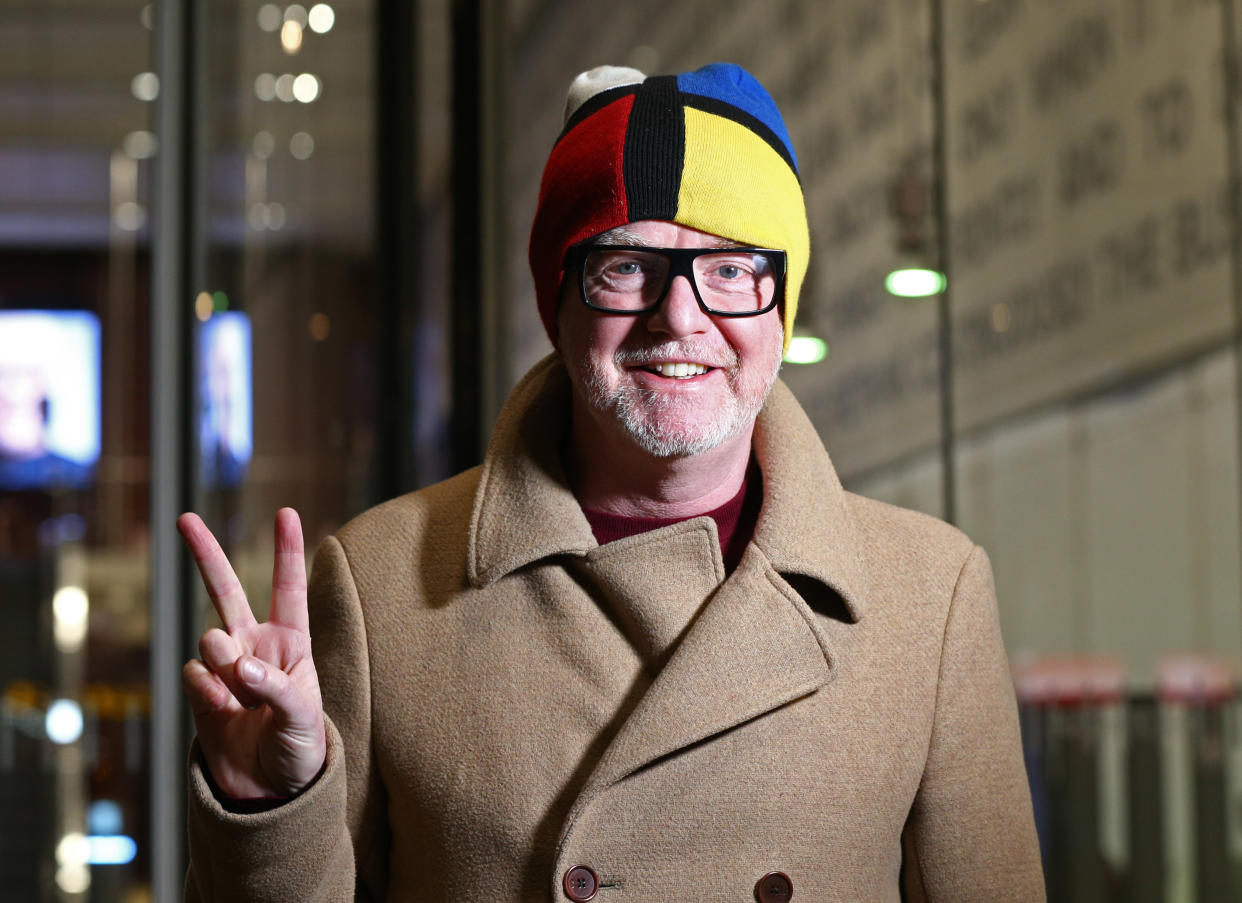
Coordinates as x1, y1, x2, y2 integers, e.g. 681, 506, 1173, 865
0, 310, 101, 490
198, 311, 253, 489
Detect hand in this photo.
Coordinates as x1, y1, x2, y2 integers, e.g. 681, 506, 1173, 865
179, 508, 326, 799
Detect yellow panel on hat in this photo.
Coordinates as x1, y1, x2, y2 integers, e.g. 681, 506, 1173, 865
677, 106, 810, 351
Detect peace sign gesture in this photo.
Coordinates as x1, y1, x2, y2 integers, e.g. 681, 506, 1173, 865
179, 508, 327, 799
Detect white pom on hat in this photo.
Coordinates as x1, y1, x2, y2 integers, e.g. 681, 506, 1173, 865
563, 65, 646, 124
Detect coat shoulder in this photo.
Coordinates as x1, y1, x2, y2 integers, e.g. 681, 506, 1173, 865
323, 466, 483, 605
336, 466, 481, 547
841, 491, 980, 604
845, 491, 975, 557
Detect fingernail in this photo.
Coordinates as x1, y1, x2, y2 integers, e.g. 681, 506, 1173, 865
238, 657, 265, 685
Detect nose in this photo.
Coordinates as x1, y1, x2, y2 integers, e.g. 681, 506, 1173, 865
644, 274, 710, 338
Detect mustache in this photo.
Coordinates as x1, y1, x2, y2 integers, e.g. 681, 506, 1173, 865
612, 341, 739, 369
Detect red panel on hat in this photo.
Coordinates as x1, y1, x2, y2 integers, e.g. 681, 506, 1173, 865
528, 93, 634, 347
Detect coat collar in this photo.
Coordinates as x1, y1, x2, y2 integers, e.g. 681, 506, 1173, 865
467, 357, 596, 586
749, 378, 868, 622
467, 354, 869, 621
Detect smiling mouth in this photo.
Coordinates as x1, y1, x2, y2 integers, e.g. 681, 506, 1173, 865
640, 362, 710, 379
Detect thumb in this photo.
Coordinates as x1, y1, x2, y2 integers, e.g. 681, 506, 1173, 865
235, 656, 317, 732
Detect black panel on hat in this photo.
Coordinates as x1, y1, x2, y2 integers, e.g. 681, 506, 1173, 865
623, 75, 684, 222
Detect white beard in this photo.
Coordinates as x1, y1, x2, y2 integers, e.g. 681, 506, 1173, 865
568, 339, 783, 458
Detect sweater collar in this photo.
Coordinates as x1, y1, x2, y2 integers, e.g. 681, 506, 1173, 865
467, 355, 868, 621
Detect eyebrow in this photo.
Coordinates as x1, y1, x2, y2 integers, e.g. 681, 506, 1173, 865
592, 226, 745, 249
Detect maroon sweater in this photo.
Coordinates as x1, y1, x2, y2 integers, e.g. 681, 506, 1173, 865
581, 465, 762, 574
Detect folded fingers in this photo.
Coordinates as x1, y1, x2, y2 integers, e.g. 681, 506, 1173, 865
198, 628, 261, 709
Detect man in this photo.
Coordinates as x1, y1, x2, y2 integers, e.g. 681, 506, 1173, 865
180, 64, 1045, 902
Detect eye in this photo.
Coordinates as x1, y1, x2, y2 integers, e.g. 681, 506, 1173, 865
614, 261, 643, 276
715, 263, 743, 280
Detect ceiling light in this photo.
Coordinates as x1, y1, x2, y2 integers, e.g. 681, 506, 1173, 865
783, 336, 828, 365
885, 268, 946, 298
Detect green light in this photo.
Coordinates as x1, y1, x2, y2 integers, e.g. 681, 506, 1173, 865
885, 268, 946, 298
784, 335, 827, 365
211, 290, 229, 312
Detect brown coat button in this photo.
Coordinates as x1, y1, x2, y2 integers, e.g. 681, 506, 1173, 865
755, 871, 793, 903
563, 865, 599, 902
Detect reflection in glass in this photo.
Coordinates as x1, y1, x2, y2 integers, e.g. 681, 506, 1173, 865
198, 313, 253, 491
0, 311, 101, 491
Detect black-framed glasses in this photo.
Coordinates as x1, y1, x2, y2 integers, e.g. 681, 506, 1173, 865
564, 243, 787, 316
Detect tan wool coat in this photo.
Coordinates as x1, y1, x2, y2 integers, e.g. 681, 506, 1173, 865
186, 356, 1046, 903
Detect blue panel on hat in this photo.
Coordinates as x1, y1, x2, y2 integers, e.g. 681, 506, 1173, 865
675, 63, 797, 170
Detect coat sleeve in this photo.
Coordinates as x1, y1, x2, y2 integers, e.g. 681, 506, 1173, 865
184, 535, 389, 902
901, 545, 1046, 902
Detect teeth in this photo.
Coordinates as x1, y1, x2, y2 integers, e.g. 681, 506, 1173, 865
649, 362, 707, 378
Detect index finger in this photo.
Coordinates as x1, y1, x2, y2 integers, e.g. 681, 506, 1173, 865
269, 507, 309, 633
177, 512, 258, 632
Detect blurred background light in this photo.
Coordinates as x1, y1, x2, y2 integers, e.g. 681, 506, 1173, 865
195, 292, 213, 322
308, 3, 335, 33
122, 130, 158, 159
112, 201, 147, 232
275, 73, 296, 102
86, 836, 137, 866
87, 800, 124, 836
254, 73, 277, 101
885, 268, 946, 298
257, 3, 282, 31
290, 131, 315, 159
130, 72, 159, 102
45, 699, 83, 745
252, 130, 276, 159
784, 336, 828, 365
293, 73, 321, 103
281, 20, 303, 54
52, 586, 89, 652
284, 4, 308, 27
56, 833, 88, 867
55, 865, 90, 894
309, 312, 330, 341
55, 834, 91, 892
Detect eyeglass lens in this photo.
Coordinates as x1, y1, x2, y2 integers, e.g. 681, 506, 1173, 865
582, 248, 778, 313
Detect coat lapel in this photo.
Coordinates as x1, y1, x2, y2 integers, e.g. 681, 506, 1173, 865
575, 548, 837, 799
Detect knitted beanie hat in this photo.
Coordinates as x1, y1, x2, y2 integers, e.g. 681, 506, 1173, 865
528, 62, 810, 353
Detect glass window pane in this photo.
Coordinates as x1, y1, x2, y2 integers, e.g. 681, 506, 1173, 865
0, 2, 155, 898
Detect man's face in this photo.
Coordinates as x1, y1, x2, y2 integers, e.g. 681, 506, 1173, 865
557, 220, 785, 458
